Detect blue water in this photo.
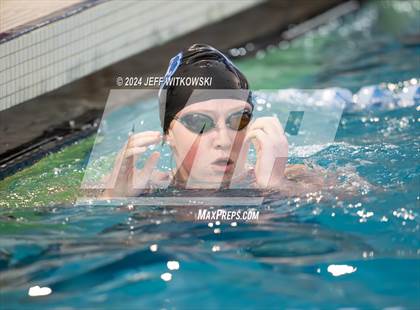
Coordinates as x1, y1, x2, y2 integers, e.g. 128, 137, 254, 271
1, 1, 420, 309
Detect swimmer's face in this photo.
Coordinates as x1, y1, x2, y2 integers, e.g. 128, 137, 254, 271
166, 99, 252, 188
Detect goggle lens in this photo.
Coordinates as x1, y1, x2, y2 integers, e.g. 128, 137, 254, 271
178, 110, 252, 134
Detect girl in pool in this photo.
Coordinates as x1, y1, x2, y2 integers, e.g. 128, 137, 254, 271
102, 44, 353, 198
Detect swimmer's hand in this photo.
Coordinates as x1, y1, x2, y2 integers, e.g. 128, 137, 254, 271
245, 117, 288, 189
102, 131, 168, 198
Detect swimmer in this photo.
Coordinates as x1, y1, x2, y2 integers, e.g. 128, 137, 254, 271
101, 44, 362, 198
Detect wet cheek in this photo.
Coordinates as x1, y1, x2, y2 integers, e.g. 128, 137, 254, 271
232, 134, 246, 153
182, 143, 199, 171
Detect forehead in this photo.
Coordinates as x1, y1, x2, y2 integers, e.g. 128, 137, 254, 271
179, 99, 252, 116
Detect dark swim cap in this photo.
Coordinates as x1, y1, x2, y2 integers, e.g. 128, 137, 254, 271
159, 44, 253, 133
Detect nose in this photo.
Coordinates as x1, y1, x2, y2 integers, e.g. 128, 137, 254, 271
213, 123, 232, 150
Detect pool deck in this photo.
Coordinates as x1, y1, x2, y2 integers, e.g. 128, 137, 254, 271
0, 0, 265, 111
0, 0, 357, 177
0, 0, 85, 35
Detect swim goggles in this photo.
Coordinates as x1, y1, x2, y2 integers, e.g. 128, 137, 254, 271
174, 110, 252, 134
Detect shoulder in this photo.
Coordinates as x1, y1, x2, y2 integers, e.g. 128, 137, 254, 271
285, 164, 307, 178
278, 164, 328, 195
284, 164, 325, 184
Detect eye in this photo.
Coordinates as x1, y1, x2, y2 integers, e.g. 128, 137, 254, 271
228, 111, 252, 130
180, 113, 214, 133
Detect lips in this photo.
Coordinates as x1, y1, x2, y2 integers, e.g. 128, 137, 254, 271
211, 157, 234, 173
212, 157, 234, 166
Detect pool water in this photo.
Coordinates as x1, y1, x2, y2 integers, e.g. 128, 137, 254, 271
1, 1, 419, 309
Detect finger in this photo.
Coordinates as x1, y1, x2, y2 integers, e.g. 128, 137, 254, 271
125, 151, 141, 175
129, 131, 162, 140
107, 140, 145, 189
268, 117, 285, 135
115, 142, 129, 164
248, 118, 274, 136
110, 144, 141, 184
249, 118, 287, 149
131, 153, 140, 169
120, 146, 145, 171
130, 131, 162, 137
108, 143, 129, 183
245, 128, 269, 145
134, 152, 161, 189
245, 129, 270, 154
128, 135, 161, 148
247, 126, 288, 149
125, 146, 147, 157
143, 151, 161, 172
249, 117, 283, 136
